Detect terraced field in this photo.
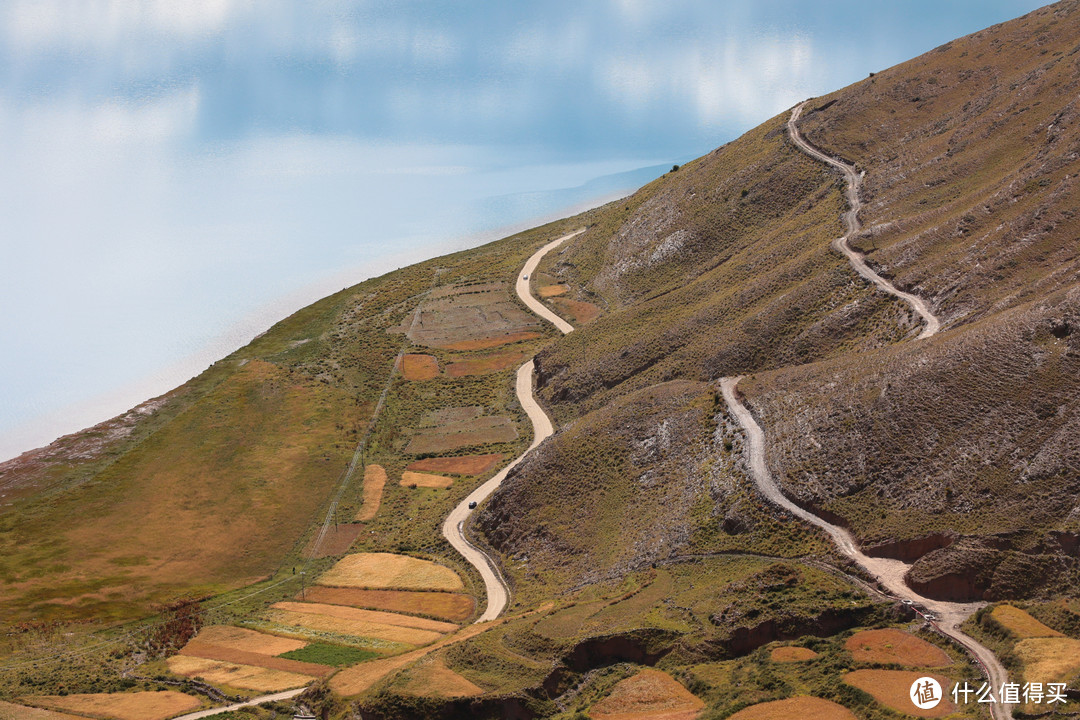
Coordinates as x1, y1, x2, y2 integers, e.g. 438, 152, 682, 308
19, 692, 202, 720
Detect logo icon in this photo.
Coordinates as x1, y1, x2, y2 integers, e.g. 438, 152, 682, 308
911, 677, 942, 709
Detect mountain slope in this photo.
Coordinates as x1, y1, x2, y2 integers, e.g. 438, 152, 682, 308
478, 0, 1080, 610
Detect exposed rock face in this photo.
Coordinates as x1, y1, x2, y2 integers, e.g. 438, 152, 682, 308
865, 533, 956, 562
906, 540, 1074, 602
721, 608, 869, 655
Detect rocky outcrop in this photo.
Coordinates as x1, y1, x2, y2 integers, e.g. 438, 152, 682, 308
865, 532, 956, 562
720, 607, 871, 655
906, 540, 1075, 602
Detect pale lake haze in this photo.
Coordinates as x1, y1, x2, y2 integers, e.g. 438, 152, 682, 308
0, 0, 1048, 460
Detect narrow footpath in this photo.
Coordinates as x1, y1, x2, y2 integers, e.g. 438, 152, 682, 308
442, 229, 583, 622
718, 103, 1010, 720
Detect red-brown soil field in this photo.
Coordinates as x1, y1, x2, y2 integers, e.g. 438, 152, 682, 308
400, 354, 440, 380
588, 668, 704, 720
444, 350, 527, 377
770, 646, 819, 662
299, 587, 475, 622
844, 628, 951, 667
405, 453, 503, 476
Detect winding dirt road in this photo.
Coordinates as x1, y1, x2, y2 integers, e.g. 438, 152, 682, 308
788, 101, 940, 339
172, 689, 306, 720
721, 378, 1011, 719
713, 104, 1010, 719
442, 229, 581, 622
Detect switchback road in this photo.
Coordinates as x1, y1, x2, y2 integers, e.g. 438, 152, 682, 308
442, 229, 581, 622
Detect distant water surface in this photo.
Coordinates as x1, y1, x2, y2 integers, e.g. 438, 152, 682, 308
0, 0, 1047, 460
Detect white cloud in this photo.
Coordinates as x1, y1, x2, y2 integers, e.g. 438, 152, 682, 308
3, 0, 252, 50
596, 32, 815, 125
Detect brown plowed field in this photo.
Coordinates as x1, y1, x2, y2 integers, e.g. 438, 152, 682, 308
318, 553, 464, 591
356, 464, 386, 522
20, 691, 202, 720
392, 282, 541, 349
727, 696, 858, 720
843, 670, 955, 718
445, 350, 526, 377
166, 655, 314, 692
550, 297, 600, 324
538, 284, 568, 297
770, 646, 819, 662
400, 354, 440, 380
178, 641, 333, 677
589, 668, 704, 720
187, 625, 306, 655
406, 454, 503, 476
400, 471, 453, 488
441, 331, 542, 351
405, 416, 517, 454
845, 628, 951, 667
299, 587, 475, 622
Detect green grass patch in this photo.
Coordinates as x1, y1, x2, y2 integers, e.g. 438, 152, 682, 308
278, 641, 377, 666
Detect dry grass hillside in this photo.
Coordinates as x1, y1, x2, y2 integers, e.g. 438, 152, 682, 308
0, 216, 580, 632
531, 114, 914, 422
476, 0, 1080, 611
725, 0, 1080, 602
798, 0, 1080, 328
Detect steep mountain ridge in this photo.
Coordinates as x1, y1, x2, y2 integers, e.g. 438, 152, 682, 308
481, 0, 1080, 606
